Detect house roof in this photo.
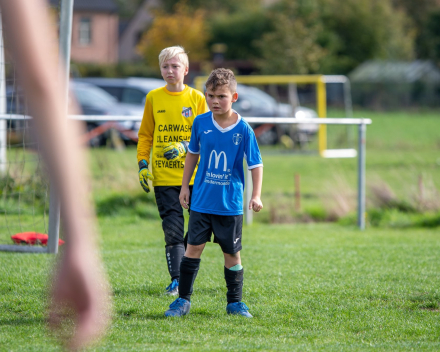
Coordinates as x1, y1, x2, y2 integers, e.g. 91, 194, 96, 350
48, 0, 118, 13
349, 60, 440, 83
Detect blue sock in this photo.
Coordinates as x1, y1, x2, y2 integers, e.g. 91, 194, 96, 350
229, 264, 243, 271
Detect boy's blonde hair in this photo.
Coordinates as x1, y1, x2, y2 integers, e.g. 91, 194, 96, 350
205, 68, 237, 93
158, 46, 189, 68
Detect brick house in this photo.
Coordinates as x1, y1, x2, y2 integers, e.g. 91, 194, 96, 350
49, 0, 119, 64
119, 0, 159, 62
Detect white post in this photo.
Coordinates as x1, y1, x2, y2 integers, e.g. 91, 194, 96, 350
357, 123, 366, 230
47, 0, 74, 254
0, 14, 6, 175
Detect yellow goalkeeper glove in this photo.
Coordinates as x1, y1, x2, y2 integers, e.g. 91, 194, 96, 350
163, 141, 188, 161
138, 159, 154, 193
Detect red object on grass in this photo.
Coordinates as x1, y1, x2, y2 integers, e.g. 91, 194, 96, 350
11, 232, 65, 246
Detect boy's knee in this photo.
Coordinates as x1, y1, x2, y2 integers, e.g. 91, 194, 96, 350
185, 243, 204, 258
224, 251, 240, 268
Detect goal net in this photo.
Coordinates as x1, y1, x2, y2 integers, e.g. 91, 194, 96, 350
0, 5, 57, 251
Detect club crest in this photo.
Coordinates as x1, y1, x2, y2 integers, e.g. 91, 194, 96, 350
232, 133, 243, 145
181, 107, 193, 118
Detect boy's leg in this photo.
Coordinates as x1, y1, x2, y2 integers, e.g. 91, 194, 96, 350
154, 186, 185, 292
224, 252, 251, 317
165, 211, 212, 317
224, 252, 243, 304
210, 214, 244, 303
178, 210, 212, 302
178, 244, 205, 302
211, 214, 252, 317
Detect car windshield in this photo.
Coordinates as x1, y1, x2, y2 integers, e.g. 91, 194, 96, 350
73, 85, 116, 107
233, 86, 277, 115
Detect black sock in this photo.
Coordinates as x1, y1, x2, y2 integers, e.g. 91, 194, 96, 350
179, 256, 201, 302
165, 243, 185, 281
224, 266, 244, 304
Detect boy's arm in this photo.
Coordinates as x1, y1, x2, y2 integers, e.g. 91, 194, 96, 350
137, 96, 155, 193
249, 167, 263, 212
0, 0, 111, 349
179, 152, 199, 209
137, 95, 154, 164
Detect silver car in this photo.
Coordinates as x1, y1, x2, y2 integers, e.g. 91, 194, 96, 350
233, 84, 318, 145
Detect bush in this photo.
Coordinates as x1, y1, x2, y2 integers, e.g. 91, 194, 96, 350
0, 170, 48, 214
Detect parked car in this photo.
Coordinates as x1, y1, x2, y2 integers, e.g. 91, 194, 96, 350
75, 77, 164, 132
233, 84, 318, 145
75, 77, 164, 105
71, 81, 146, 145
7, 81, 142, 146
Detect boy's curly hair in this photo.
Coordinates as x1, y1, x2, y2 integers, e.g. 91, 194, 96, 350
205, 68, 237, 93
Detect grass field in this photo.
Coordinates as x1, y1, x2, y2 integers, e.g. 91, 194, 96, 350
0, 110, 440, 351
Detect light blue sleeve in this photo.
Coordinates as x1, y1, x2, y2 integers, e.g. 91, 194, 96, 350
188, 117, 200, 154
244, 125, 263, 169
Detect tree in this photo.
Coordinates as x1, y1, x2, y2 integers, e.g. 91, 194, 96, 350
256, 0, 415, 75
424, 10, 440, 63
257, 4, 327, 74
393, 0, 440, 60
137, 2, 210, 67
208, 10, 272, 61
318, 0, 415, 72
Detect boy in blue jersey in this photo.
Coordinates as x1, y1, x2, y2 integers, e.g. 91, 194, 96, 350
164, 68, 263, 318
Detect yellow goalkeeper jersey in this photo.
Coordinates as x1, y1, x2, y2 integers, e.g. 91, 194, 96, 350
137, 85, 208, 186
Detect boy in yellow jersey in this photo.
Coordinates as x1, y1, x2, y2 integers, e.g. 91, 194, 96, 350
137, 46, 208, 295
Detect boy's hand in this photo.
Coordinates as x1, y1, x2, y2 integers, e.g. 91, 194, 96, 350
163, 141, 188, 161
179, 186, 190, 209
249, 197, 263, 212
138, 160, 154, 193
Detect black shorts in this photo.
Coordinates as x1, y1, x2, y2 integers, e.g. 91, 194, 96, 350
187, 210, 243, 254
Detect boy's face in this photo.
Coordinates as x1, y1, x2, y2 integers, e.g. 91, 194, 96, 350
160, 56, 188, 86
205, 85, 238, 117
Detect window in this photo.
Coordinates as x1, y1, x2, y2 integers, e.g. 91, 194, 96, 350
122, 88, 147, 104
79, 17, 92, 45
99, 87, 124, 102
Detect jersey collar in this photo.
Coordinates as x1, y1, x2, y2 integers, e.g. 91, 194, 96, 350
211, 110, 242, 133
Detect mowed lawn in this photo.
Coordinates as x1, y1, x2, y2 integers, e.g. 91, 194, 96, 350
1, 219, 440, 351
1, 110, 440, 351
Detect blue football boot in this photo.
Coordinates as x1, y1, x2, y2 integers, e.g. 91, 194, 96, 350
165, 298, 191, 317
165, 279, 179, 296
226, 302, 253, 318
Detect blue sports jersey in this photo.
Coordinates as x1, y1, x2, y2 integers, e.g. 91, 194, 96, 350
188, 111, 263, 215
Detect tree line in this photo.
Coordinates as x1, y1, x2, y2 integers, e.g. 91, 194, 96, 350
117, 0, 440, 75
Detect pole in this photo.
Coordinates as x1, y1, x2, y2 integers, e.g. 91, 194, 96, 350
47, 0, 74, 254
357, 123, 366, 230
0, 15, 6, 175
317, 77, 327, 156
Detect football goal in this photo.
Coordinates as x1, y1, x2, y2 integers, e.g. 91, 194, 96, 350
194, 74, 356, 158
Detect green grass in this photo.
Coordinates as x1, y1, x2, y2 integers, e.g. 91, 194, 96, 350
1, 220, 440, 351
0, 109, 440, 350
